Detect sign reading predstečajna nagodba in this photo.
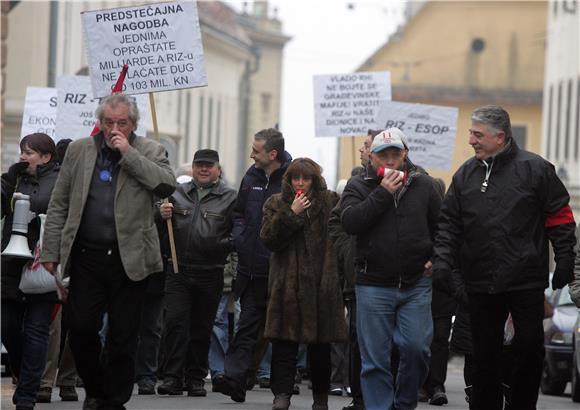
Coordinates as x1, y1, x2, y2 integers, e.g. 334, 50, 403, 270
313, 71, 391, 137
82, 1, 207, 98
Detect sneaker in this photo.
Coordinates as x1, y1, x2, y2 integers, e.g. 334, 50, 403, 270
59, 385, 79, 401
329, 387, 343, 396
213, 374, 246, 403
258, 377, 271, 388
157, 378, 184, 395
187, 380, 207, 397
37, 387, 52, 403
429, 386, 448, 406
137, 381, 156, 395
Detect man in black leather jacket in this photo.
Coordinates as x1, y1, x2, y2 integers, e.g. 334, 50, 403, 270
156, 149, 236, 397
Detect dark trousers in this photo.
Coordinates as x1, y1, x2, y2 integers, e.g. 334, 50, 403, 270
424, 315, 453, 393
64, 247, 148, 410
135, 293, 164, 384
1, 300, 52, 403
346, 298, 363, 403
162, 268, 223, 383
224, 275, 268, 386
271, 339, 331, 395
468, 289, 544, 410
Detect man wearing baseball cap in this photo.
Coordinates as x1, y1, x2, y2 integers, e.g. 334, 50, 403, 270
157, 149, 237, 397
340, 128, 443, 410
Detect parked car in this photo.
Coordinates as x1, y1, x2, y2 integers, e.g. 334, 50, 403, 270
541, 285, 578, 395
572, 309, 580, 402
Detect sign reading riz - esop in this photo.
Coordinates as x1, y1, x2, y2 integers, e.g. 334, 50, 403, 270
375, 101, 458, 171
82, 1, 207, 97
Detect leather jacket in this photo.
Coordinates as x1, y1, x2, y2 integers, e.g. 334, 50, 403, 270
162, 179, 236, 271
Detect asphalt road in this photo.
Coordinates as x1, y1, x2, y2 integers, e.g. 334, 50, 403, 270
2, 357, 578, 409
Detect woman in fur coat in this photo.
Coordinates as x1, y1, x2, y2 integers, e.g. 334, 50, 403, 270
260, 157, 347, 410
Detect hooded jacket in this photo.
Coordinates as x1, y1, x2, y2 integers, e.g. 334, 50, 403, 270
340, 163, 442, 288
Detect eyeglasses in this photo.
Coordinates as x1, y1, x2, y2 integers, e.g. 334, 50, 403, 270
102, 119, 132, 128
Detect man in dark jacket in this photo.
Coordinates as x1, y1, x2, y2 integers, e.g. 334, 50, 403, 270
433, 105, 577, 410
340, 128, 442, 410
156, 149, 236, 397
214, 128, 292, 403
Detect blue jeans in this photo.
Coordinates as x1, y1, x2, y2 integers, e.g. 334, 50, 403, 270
209, 293, 230, 379
1, 300, 52, 404
257, 342, 272, 379
356, 277, 433, 410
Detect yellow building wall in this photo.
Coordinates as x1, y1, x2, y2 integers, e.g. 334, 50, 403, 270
339, 1, 547, 188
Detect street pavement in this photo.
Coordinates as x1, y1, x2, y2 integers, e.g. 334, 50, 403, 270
2, 357, 578, 409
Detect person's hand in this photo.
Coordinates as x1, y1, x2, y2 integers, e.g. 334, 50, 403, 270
379, 169, 403, 194
160, 202, 174, 220
291, 193, 311, 215
552, 257, 575, 290
423, 260, 433, 277
109, 131, 130, 154
42, 262, 58, 275
4, 161, 29, 187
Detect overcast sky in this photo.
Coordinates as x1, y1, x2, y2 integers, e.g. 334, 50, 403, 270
248, 0, 406, 188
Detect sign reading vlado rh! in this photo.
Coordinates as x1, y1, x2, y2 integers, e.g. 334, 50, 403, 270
82, 1, 207, 98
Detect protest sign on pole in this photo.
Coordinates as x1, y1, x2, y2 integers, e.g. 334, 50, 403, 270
20, 87, 58, 140
375, 101, 458, 171
82, 1, 207, 97
54, 75, 149, 141
313, 71, 391, 137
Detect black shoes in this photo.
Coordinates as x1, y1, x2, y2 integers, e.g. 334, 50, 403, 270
14, 401, 34, 410
137, 381, 156, 395
36, 387, 52, 403
187, 380, 207, 397
342, 400, 365, 410
82, 397, 98, 410
213, 374, 246, 403
157, 378, 184, 395
429, 386, 448, 406
59, 385, 79, 401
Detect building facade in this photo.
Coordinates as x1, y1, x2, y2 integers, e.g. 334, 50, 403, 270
338, 1, 547, 190
541, 0, 580, 219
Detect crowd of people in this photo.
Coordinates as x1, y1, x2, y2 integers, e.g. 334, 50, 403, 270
1, 95, 580, 410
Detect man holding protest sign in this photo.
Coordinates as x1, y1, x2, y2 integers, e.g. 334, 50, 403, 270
41, 93, 175, 410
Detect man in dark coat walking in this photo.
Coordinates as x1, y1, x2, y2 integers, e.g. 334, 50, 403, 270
433, 105, 577, 410
214, 128, 291, 403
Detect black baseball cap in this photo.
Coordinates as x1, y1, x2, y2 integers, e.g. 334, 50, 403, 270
193, 149, 219, 163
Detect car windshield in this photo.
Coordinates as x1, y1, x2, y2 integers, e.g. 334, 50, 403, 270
556, 285, 574, 307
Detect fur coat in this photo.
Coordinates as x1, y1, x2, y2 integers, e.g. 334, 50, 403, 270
260, 178, 347, 344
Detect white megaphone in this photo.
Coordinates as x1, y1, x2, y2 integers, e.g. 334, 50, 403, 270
2, 193, 34, 259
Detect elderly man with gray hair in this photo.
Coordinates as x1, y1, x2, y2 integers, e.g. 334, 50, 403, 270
41, 93, 176, 410
433, 105, 576, 410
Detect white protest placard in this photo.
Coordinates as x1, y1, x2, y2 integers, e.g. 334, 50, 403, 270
55, 75, 150, 141
313, 71, 391, 137
375, 101, 458, 171
20, 87, 58, 140
82, 1, 207, 97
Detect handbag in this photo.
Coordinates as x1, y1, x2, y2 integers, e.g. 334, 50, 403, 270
19, 214, 58, 294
